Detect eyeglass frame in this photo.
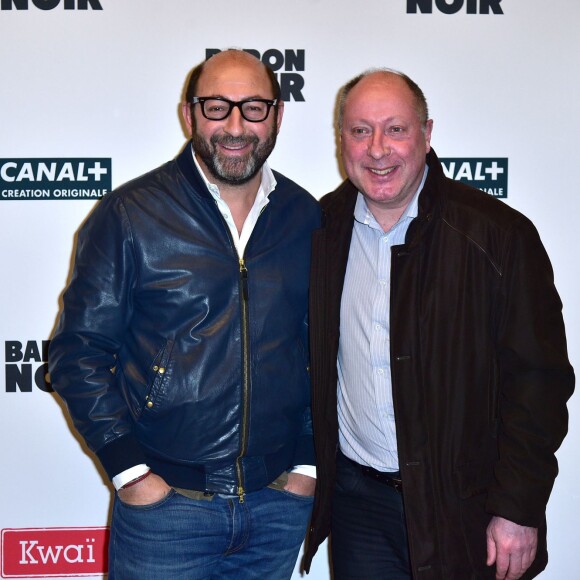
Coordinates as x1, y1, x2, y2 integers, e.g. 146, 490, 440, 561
191, 96, 278, 123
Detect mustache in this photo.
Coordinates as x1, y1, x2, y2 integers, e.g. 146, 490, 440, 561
211, 134, 259, 148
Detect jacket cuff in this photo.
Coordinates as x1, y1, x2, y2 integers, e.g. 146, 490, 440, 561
293, 434, 316, 467
485, 492, 546, 529
96, 434, 148, 481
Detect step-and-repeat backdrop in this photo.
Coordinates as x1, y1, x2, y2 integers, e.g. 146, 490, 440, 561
1, 1, 578, 578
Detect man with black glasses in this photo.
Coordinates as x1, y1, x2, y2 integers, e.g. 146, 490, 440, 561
49, 49, 319, 579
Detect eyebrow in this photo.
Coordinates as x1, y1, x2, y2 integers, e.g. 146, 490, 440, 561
346, 116, 407, 126
202, 94, 273, 101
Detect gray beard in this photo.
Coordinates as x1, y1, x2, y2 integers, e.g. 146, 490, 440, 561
192, 130, 277, 186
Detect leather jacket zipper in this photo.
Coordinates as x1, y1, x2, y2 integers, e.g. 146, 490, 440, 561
212, 199, 267, 503
236, 257, 251, 503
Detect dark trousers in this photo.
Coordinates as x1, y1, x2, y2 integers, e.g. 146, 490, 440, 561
331, 450, 411, 579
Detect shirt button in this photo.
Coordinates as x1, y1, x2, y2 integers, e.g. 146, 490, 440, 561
377, 368, 384, 375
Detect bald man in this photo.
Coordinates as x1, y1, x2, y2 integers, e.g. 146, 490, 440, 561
303, 69, 573, 580
50, 49, 320, 579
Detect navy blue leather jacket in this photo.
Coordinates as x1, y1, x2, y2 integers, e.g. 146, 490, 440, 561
49, 144, 321, 495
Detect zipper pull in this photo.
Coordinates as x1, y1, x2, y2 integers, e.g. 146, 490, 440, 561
239, 258, 249, 301
237, 486, 246, 504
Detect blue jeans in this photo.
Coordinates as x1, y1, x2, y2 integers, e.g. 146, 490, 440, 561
108, 482, 313, 579
331, 451, 411, 579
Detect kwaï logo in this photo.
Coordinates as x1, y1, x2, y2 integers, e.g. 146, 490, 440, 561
1, 527, 109, 578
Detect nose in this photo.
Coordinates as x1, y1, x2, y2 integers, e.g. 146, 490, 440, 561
367, 131, 391, 160
223, 106, 245, 137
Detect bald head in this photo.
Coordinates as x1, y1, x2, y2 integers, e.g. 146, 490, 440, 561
337, 69, 429, 132
185, 49, 280, 104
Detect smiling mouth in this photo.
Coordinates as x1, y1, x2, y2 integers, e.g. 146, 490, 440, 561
214, 135, 256, 153
221, 143, 249, 151
369, 166, 396, 176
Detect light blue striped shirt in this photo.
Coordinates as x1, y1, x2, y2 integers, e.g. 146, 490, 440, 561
337, 167, 428, 472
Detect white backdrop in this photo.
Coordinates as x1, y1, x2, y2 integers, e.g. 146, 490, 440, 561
1, 1, 578, 578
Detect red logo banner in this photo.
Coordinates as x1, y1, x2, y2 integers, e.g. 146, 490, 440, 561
1, 527, 109, 578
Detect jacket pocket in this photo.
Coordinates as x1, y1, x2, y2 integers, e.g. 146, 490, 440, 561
140, 339, 175, 417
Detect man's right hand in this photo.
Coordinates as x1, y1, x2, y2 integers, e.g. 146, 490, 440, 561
486, 516, 538, 580
117, 472, 172, 506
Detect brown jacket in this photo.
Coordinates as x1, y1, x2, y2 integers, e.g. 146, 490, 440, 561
303, 150, 574, 578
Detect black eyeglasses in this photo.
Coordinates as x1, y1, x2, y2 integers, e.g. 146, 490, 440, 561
191, 97, 278, 123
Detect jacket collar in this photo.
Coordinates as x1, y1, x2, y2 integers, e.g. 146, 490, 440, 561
325, 148, 443, 221
175, 140, 214, 200
322, 148, 445, 250
417, 148, 444, 220
403, 148, 444, 249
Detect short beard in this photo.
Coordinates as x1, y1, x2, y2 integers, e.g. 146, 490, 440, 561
192, 120, 277, 186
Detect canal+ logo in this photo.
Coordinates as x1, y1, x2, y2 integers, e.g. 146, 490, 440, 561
440, 158, 508, 198
0, 158, 111, 200
206, 49, 306, 102
407, 0, 503, 14
1, 0, 102, 10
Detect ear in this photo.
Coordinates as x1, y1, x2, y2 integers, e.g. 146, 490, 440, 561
275, 100, 284, 134
424, 119, 433, 152
182, 103, 193, 134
